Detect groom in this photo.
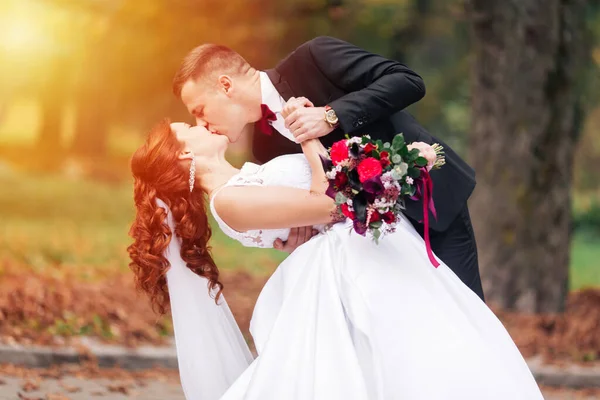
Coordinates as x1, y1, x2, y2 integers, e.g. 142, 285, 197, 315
172, 36, 484, 301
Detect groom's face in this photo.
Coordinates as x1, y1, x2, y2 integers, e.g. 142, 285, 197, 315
180, 78, 248, 143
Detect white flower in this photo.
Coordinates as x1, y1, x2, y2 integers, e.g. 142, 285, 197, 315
395, 162, 408, 177
406, 176, 414, 185
381, 171, 394, 182
347, 137, 362, 145
391, 154, 403, 164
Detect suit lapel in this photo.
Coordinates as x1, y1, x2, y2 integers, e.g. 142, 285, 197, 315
266, 68, 294, 101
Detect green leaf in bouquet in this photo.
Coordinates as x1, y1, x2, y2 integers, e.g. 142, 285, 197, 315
335, 192, 348, 205
376, 139, 384, 150
370, 221, 383, 229
373, 229, 381, 243
405, 149, 419, 163
392, 134, 406, 150
402, 183, 416, 196
409, 148, 420, 158
361, 136, 371, 144
408, 167, 422, 179
415, 157, 428, 167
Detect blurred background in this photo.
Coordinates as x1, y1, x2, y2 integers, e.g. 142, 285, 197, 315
0, 0, 599, 384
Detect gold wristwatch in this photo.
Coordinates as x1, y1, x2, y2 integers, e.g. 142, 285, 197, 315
324, 105, 339, 128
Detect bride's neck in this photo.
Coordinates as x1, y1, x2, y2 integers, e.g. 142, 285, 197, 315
198, 158, 239, 196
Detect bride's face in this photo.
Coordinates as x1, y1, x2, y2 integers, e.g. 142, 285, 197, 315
171, 122, 228, 158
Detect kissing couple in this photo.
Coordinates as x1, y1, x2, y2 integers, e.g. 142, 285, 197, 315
128, 36, 544, 399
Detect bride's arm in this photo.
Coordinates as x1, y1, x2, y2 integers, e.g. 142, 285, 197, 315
214, 139, 333, 233
214, 185, 335, 232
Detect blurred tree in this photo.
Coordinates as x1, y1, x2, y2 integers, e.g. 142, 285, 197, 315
466, 0, 591, 312
37, 57, 68, 159
63, 0, 283, 158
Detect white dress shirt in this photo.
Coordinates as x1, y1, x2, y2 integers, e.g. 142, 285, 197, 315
259, 71, 297, 143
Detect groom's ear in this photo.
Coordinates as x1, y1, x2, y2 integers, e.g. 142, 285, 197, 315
217, 75, 233, 96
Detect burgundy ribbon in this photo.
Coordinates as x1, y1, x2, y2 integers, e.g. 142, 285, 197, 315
419, 169, 440, 268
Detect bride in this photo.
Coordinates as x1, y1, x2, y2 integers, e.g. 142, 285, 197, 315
127, 119, 544, 399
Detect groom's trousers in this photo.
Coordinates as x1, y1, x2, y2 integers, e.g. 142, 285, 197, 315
409, 205, 485, 302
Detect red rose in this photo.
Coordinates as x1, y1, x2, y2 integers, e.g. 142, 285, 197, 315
369, 211, 381, 224
382, 211, 396, 224
357, 157, 383, 183
341, 204, 355, 220
330, 140, 349, 165
334, 172, 348, 189
379, 151, 391, 168
364, 143, 377, 155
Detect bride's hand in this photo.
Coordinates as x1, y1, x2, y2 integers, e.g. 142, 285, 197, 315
282, 97, 314, 120
301, 138, 328, 158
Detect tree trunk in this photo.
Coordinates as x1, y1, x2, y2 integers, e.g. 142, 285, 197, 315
37, 58, 67, 163
467, 0, 588, 312
70, 88, 109, 158
70, 44, 111, 159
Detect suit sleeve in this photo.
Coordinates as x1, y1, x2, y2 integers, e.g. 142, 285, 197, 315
307, 36, 426, 135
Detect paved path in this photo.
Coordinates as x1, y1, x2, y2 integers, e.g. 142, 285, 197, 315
0, 376, 597, 399
0, 376, 185, 400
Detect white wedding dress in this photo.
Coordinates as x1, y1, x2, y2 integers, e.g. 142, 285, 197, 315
162, 153, 544, 400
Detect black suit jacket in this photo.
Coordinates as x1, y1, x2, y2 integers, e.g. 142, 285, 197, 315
252, 36, 476, 232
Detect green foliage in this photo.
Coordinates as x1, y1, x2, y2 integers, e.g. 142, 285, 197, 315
573, 200, 600, 236
0, 169, 285, 280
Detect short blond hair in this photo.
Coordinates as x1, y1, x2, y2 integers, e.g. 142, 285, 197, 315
172, 44, 251, 97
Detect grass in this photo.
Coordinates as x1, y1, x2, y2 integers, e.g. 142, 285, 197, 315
0, 166, 285, 281
0, 166, 597, 289
570, 232, 600, 290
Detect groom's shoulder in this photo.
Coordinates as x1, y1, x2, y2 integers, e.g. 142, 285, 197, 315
276, 36, 351, 67
297, 36, 352, 53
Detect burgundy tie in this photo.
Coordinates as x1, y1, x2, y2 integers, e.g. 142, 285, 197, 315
256, 104, 277, 135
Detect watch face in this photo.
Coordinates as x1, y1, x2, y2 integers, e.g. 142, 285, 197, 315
326, 109, 337, 122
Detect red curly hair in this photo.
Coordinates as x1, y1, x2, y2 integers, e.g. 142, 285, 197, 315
127, 118, 222, 315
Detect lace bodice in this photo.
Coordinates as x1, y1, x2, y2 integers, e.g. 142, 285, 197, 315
209, 154, 314, 248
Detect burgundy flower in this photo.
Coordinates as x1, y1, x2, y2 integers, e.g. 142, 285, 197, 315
353, 220, 367, 235
357, 157, 383, 183
334, 172, 348, 190
369, 211, 381, 224
363, 176, 384, 195
379, 151, 391, 168
364, 143, 377, 155
382, 211, 396, 224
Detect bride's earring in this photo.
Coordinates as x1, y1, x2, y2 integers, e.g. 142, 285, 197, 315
189, 155, 196, 193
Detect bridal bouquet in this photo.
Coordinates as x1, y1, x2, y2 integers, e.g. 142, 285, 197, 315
321, 133, 445, 255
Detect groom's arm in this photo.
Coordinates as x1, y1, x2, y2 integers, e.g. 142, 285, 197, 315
307, 36, 426, 135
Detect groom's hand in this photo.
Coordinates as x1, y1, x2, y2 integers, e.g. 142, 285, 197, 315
283, 97, 335, 143
273, 226, 318, 253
